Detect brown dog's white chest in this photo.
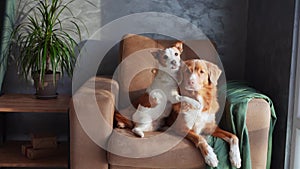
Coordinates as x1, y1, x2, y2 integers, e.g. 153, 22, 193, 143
173, 95, 216, 135
170, 59, 222, 133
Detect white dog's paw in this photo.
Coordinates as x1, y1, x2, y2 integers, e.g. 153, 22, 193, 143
149, 89, 165, 104
151, 91, 162, 99
175, 95, 181, 102
132, 128, 145, 138
229, 143, 242, 168
204, 145, 219, 167
192, 101, 202, 109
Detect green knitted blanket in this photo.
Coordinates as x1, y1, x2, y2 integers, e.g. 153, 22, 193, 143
206, 82, 277, 169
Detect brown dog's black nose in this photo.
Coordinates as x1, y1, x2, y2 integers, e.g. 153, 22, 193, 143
171, 60, 177, 66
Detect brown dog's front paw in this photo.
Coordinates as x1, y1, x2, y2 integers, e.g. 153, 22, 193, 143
230, 143, 241, 168
203, 146, 219, 167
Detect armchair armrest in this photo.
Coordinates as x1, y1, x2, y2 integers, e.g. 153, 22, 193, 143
246, 99, 271, 169
70, 76, 119, 169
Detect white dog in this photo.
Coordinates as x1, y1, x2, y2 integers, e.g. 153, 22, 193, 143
131, 42, 201, 137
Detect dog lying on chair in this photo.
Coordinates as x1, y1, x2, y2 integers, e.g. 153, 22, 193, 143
115, 42, 201, 137
167, 59, 242, 168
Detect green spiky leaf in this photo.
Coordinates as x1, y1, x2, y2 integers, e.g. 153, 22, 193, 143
6, 0, 94, 86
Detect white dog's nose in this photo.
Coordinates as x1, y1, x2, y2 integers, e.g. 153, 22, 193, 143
171, 60, 177, 66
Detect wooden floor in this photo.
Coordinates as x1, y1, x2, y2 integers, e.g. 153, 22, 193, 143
0, 141, 68, 168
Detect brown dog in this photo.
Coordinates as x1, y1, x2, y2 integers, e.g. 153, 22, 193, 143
167, 59, 241, 168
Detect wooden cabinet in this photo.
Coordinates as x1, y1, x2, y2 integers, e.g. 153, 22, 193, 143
0, 94, 70, 168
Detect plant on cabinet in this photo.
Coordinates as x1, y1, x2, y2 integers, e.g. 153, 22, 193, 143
8, 0, 88, 99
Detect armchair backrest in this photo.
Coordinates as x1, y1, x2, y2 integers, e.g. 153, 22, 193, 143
116, 34, 219, 108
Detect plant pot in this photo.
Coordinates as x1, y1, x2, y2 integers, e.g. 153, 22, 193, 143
33, 72, 60, 99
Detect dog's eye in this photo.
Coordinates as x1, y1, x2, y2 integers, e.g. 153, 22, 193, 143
200, 70, 204, 74
175, 53, 178, 56
163, 55, 168, 59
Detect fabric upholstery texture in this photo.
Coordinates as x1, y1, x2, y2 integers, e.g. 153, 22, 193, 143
107, 129, 205, 169
221, 82, 276, 169
70, 77, 118, 169
107, 99, 271, 169
110, 166, 200, 169
247, 99, 271, 168
70, 34, 273, 169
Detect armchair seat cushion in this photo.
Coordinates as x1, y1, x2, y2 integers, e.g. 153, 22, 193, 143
107, 128, 205, 169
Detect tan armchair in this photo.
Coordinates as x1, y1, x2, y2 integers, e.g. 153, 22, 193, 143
70, 34, 271, 169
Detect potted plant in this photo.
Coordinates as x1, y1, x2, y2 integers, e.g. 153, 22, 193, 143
9, 0, 88, 99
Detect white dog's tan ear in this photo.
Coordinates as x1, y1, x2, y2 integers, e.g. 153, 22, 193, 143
174, 41, 183, 53
151, 49, 164, 59
204, 60, 222, 85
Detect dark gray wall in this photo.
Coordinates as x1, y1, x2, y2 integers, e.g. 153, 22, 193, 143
245, 0, 295, 168
98, 0, 249, 80
0, 1, 6, 48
